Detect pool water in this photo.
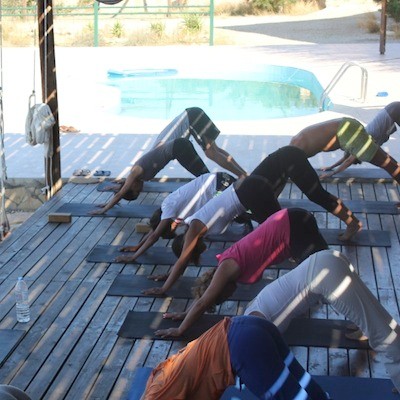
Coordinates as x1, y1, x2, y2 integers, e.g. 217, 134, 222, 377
105, 65, 329, 121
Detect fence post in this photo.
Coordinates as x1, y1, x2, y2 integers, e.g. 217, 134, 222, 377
209, 0, 214, 46
93, 1, 99, 47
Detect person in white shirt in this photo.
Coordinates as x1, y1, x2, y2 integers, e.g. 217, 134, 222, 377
115, 172, 235, 263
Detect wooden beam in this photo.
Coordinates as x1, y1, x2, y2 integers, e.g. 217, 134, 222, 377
37, 0, 62, 199
380, 0, 387, 55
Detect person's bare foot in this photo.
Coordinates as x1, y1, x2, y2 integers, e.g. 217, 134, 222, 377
339, 220, 362, 241
345, 328, 368, 341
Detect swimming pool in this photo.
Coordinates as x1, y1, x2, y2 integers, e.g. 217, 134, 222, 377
105, 65, 330, 121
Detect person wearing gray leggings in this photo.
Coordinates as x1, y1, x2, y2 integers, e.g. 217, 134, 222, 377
245, 249, 400, 393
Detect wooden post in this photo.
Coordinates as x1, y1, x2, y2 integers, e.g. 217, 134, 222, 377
380, 0, 387, 55
37, 0, 62, 199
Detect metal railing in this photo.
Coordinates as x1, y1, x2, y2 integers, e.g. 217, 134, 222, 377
0, 2, 215, 46
319, 61, 368, 111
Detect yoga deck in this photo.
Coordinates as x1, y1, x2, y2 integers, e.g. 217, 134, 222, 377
0, 178, 399, 399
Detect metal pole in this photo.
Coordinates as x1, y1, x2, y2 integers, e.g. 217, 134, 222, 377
94, 1, 99, 47
380, 0, 387, 55
209, 0, 214, 46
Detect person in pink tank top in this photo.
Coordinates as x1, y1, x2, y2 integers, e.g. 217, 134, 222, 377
152, 208, 328, 339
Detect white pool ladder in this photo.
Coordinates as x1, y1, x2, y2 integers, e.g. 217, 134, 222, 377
319, 61, 368, 111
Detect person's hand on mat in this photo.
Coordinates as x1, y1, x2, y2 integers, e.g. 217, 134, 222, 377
154, 327, 182, 338
88, 207, 107, 215
113, 254, 136, 263
318, 165, 333, 172
142, 287, 165, 296
319, 170, 337, 180
119, 245, 140, 252
162, 312, 186, 321
147, 273, 169, 281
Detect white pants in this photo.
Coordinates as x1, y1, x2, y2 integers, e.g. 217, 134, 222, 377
245, 249, 400, 391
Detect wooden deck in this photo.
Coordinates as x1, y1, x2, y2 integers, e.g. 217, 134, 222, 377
1, 179, 400, 399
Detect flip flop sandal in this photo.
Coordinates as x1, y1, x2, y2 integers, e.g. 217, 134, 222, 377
94, 170, 111, 177
73, 169, 91, 177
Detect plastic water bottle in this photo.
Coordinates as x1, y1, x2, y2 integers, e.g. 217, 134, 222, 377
15, 277, 30, 323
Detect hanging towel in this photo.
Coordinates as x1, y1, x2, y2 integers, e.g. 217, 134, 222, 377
25, 103, 55, 157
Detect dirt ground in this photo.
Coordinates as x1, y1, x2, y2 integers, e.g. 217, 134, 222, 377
215, 0, 391, 45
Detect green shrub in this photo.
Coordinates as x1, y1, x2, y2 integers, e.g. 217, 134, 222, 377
111, 21, 124, 38
150, 21, 166, 38
182, 13, 202, 33
251, 0, 296, 13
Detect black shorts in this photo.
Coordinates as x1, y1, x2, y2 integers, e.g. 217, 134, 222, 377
186, 107, 220, 150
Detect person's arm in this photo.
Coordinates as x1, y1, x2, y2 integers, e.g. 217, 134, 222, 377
142, 220, 208, 295
119, 231, 152, 253
204, 141, 247, 178
89, 168, 141, 215
114, 219, 173, 263
319, 154, 358, 179
155, 264, 234, 338
319, 153, 348, 171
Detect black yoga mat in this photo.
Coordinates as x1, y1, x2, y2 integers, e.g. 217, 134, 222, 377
118, 312, 370, 350
279, 198, 398, 215
55, 202, 159, 218
107, 274, 273, 301
88, 245, 219, 265
0, 329, 25, 367
87, 245, 294, 269
222, 376, 398, 400
97, 180, 185, 193
56, 202, 158, 218
320, 228, 391, 247
321, 167, 394, 182
128, 367, 396, 400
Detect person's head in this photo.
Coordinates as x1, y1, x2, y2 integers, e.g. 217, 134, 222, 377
171, 232, 206, 265
191, 268, 237, 312
122, 180, 143, 201
149, 208, 177, 239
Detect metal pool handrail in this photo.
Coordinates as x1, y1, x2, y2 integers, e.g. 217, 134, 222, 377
319, 61, 368, 111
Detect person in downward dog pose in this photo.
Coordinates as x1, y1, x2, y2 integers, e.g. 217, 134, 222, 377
142, 315, 331, 400
248, 145, 362, 241
289, 112, 400, 182
114, 172, 236, 263
319, 101, 400, 177
143, 208, 327, 325
151, 107, 247, 178
243, 249, 400, 393
91, 107, 247, 216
